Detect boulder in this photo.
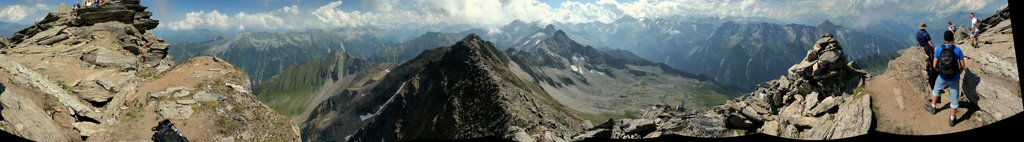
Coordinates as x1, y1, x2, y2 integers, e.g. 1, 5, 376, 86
73, 80, 115, 103
623, 119, 657, 135
725, 113, 754, 129
3, 63, 94, 115
740, 107, 764, 122
807, 96, 841, 116
36, 34, 69, 45
81, 48, 138, 69
759, 121, 781, 136
803, 92, 820, 113
73, 122, 106, 137
149, 87, 190, 98
805, 94, 871, 139
193, 91, 228, 102
157, 101, 193, 120
0, 91, 69, 141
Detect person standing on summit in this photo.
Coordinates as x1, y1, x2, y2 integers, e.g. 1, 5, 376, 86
925, 27, 966, 127
917, 23, 939, 91
969, 12, 980, 48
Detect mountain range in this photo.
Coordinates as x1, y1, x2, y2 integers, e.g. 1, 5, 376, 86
556, 18, 909, 89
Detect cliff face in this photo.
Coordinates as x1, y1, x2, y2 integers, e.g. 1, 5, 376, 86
0, 0, 298, 141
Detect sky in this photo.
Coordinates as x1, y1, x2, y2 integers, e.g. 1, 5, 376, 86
0, 0, 1010, 32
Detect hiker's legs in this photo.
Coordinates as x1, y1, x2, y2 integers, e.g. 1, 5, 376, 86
949, 80, 961, 118
931, 78, 948, 106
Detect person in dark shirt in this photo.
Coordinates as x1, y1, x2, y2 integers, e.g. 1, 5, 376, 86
916, 22, 938, 91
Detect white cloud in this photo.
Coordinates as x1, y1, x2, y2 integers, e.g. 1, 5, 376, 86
0, 4, 50, 23
167, 7, 292, 31
164, 0, 1008, 31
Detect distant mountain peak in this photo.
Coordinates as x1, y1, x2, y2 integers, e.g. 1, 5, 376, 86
550, 30, 573, 43
544, 24, 556, 32
818, 19, 838, 28
615, 15, 639, 23
461, 33, 483, 43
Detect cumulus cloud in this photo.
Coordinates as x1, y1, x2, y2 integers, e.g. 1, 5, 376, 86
0, 4, 50, 23
167, 7, 295, 31
164, 0, 1007, 31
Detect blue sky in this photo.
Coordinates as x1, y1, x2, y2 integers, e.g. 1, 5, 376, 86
1, 0, 1009, 32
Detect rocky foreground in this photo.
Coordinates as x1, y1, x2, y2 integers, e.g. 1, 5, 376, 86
0, 0, 298, 141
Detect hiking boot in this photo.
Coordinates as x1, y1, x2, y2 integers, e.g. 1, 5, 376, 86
924, 102, 936, 114
949, 117, 956, 127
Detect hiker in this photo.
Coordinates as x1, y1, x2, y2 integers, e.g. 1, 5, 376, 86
970, 12, 980, 48
73, 2, 80, 11
917, 23, 938, 90
925, 29, 966, 127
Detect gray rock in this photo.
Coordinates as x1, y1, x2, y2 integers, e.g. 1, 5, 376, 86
803, 92, 820, 113
81, 48, 138, 69
172, 90, 191, 98
176, 99, 197, 105
0, 91, 69, 141
543, 131, 566, 142
740, 107, 764, 122
226, 83, 249, 94
157, 101, 193, 119
3, 63, 95, 115
725, 113, 754, 129
73, 122, 106, 137
623, 119, 657, 135
148, 87, 189, 98
74, 80, 115, 103
572, 129, 611, 141
788, 116, 818, 128
36, 34, 68, 45
758, 121, 779, 136
193, 91, 228, 102
804, 94, 872, 139
781, 124, 799, 138
807, 96, 840, 116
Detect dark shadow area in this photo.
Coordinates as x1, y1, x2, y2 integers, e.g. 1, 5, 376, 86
956, 69, 982, 124
0, 130, 31, 142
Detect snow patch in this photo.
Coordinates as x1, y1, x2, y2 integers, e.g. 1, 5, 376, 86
359, 113, 373, 121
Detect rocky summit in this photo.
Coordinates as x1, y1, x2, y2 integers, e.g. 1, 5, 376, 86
574, 33, 873, 140
0, 0, 298, 141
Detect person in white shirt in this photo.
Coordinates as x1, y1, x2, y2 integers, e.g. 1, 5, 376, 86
970, 12, 980, 48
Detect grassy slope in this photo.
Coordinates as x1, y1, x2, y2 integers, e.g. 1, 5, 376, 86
254, 60, 327, 118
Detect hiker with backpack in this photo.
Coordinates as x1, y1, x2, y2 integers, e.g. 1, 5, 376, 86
917, 22, 938, 90
925, 28, 966, 127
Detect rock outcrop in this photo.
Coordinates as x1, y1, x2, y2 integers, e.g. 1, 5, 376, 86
0, 0, 298, 141
574, 34, 872, 140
